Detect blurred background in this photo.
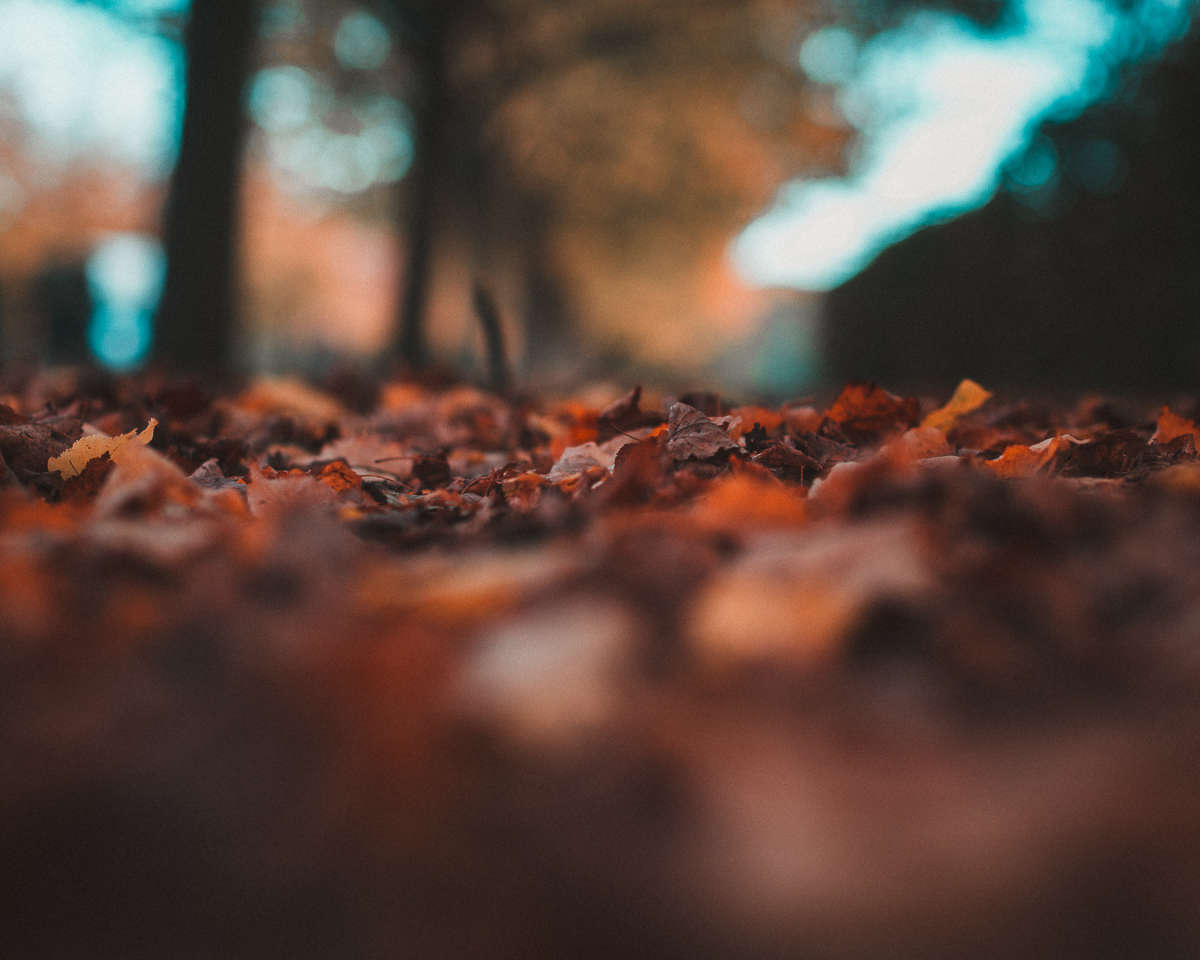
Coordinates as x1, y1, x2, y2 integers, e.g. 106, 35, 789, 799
0, 0, 1195, 394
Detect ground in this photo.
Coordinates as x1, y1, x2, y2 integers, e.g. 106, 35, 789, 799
4, 369, 1200, 958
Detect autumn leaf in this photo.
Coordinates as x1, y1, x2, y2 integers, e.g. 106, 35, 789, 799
887, 426, 953, 461
922, 378, 993, 432
313, 459, 364, 495
983, 434, 1083, 478
58, 455, 115, 503
750, 440, 822, 481
596, 385, 659, 440
0, 419, 83, 476
1151, 406, 1200, 446
549, 436, 635, 480
47, 419, 157, 479
236, 376, 344, 423
825, 382, 919, 442
665, 402, 737, 461
687, 472, 807, 534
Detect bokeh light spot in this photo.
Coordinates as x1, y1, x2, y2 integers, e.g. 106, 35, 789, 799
334, 9, 391, 71
1008, 134, 1059, 192
798, 27, 860, 86
86, 234, 165, 370
1072, 137, 1126, 193
249, 66, 316, 132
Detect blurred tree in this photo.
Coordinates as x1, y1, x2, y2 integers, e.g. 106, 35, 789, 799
373, 0, 854, 373
33, 259, 93, 366
241, 0, 1038, 378
154, 0, 263, 373
375, 1, 451, 369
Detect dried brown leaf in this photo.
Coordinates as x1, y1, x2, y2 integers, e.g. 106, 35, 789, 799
665, 402, 737, 461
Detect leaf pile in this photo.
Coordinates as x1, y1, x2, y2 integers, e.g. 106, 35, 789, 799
6, 371, 1200, 957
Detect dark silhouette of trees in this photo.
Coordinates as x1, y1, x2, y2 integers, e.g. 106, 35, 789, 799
153, 0, 262, 374
825, 19, 1200, 392
375, 2, 451, 369
34, 259, 92, 366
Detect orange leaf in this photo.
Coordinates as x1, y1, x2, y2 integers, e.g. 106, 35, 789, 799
1152, 406, 1200, 445
688, 472, 807, 533
826, 383, 919, 441
315, 460, 363, 495
983, 435, 1081, 478
727, 406, 783, 439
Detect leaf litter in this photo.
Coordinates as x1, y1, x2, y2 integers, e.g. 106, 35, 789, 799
5, 371, 1200, 957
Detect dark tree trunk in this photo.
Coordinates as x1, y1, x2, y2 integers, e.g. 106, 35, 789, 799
471, 281, 510, 393
521, 203, 573, 372
392, 10, 451, 369
154, 0, 260, 373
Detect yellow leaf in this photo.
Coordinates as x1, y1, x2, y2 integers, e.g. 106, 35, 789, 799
47, 419, 158, 479
922, 378, 993, 432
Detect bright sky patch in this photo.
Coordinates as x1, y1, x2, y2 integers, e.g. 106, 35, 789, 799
732, 0, 1194, 291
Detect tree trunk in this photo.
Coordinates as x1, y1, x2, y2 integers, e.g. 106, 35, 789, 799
521, 203, 573, 373
154, 0, 260, 374
392, 11, 451, 369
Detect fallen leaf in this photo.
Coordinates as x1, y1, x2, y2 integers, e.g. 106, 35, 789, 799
596, 385, 651, 440
751, 441, 822, 481
665, 402, 737, 461
791, 430, 858, 473
549, 436, 634, 480
59, 455, 115, 503
826, 382, 920, 442
685, 519, 930, 669
237, 377, 344, 424
0, 420, 81, 476
888, 426, 953, 461
688, 473, 808, 534
312, 460, 363, 495
1056, 430, 1155, 478
315, 434, 413, 479
245, 462, 343, 516
1152, 406, 1200, 446
598, 437, 665, 505
93, 439, 203, 518
922, 378, 993, 432
983, 434, 1084, 478
728, 406, 783, 439
47, 419, 157, 479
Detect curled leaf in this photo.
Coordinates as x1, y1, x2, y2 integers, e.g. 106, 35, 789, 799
548, 437, 633, 480
47, 419, 157, 479
922, 378, 993, 432
665, 402, 737, 461
983, 434, 1084, 478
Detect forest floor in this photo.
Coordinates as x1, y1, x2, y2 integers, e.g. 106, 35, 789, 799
5, 368, 1200, 957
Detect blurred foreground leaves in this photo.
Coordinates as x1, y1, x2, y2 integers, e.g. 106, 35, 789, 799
6, 370, 1200, 956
